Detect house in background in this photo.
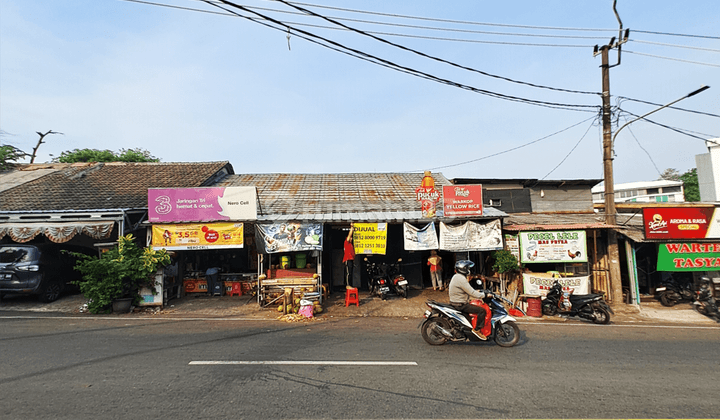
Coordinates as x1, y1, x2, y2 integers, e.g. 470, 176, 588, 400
591, 179, 685, 204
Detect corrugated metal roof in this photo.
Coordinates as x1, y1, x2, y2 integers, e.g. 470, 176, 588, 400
217, 173, 507, 223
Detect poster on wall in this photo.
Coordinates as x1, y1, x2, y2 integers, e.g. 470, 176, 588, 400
657, 242, 720, 271
151, 223, 244, 250
148, 187, 257, 223
255, 223, 323, 254
522, 272, 590, 296
443, 185, 483, 217
643, 207, 720, 239
439, 219, 502, 252
353, 223, 388, 255
403, 222, 439, 251
519, 230, 587, 263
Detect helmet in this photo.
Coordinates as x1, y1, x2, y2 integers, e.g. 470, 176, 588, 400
455, 260, 475, 276
699, 276, 711, 285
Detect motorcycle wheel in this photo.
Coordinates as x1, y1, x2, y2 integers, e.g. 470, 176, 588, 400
694, 304, 709, 316
592, 306, 611, 324
660, 292, 678, 307
400, 287, 408, 299
542, 303, 558, 316
494, 321, 520, 347
421, 317, 450, 346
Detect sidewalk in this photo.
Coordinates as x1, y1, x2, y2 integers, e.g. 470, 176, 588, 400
1, 288, 718, 325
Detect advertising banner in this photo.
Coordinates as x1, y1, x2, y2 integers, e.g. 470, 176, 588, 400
151, 223, 244, 250
353, 223, 388, 255
415, 172, 440, 218
657, 242, 720, 271
643, 207, 720, 240
403, 222, 439, 251
255, 223, 323, 254
443, 185, 483, 217
148, 187, 257, 223
439, 219, 502, 252
522, 272, 590, 296
519, 230, 587, 263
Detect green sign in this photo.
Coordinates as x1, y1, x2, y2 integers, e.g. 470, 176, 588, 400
657, 242, 720, 271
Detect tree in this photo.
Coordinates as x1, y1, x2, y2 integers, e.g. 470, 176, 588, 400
658, 168, 681, 181
680, 168, 700, 202
54, 148, 160, 163
0, 144, 27, 170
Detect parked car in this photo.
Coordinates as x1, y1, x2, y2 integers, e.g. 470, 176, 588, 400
0, 243, 94, 303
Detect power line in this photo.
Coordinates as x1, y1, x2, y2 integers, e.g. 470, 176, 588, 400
622, 117, 662, 177
616, 96, 720, 119
624, 50, 720, 68
618, 109, 718, 142
630, 39, 720, 53
541, 118, 596, 180
632, 29, 720, 40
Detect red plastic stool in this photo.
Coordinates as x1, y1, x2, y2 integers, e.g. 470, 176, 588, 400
229, 282, 243, 297
345, 287, 359, 307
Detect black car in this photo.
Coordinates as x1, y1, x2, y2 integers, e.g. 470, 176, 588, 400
0, 244, 94, 303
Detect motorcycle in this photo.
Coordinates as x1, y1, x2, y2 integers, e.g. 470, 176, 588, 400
655, 275, 695, 307
541, 280, 613, 324
419, 289, 521, 347
383, 258, 408, 299
364, 258, 390, 300
693, 278, 719, 320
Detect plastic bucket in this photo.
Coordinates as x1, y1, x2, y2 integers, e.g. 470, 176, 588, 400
281, 255, 290, 269
295, 253, 307, 269
526, 296, 542, 317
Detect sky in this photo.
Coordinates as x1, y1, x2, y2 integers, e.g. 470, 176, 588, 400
1, 0, 718, 184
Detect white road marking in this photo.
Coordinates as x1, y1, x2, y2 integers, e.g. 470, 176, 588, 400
189, 361, 418, 366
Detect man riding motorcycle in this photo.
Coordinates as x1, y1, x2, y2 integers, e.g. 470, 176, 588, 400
448, 260, 488, 340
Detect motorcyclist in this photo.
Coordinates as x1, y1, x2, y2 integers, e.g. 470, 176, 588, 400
448, 260, 488, 340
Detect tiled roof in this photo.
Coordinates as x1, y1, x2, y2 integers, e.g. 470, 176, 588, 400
0, 161, 232, 212
217, 173, 507, 222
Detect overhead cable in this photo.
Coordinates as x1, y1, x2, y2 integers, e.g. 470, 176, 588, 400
541, 118, 596, 180
618, 109, 718, 142
624, 50, 720, 67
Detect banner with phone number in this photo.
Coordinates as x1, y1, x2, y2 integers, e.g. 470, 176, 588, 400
151, 223, 244, 250
353, 223, 388, 255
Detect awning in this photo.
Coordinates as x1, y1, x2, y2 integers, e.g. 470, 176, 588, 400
0, 221, 115, 243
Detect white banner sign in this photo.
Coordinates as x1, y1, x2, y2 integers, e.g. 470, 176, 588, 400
439, 219, 503, 252
519, 230, 587, 263
522, 273, 590, 296
403, 222, 439, 251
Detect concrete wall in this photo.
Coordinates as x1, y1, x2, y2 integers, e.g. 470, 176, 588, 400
696, 139, 720, 202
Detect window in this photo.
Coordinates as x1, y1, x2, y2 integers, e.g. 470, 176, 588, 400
489, 199, 502, 207
662, 186, 682, 193
647, 188, 660, 195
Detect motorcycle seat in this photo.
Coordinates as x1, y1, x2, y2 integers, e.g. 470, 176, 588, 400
427, 300, 457, 310
569, 294, 602, 304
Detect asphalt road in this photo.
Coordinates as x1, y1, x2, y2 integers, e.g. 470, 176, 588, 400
1, 314, 719, 419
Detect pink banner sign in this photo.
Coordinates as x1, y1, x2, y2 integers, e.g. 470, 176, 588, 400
443, 185, 483, 217
148, 187, 257, 223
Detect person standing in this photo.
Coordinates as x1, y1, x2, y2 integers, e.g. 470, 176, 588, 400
427, 250, 443, 291
343, 224, 355, 289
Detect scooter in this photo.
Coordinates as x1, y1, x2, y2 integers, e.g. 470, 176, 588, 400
655, 275, 694, 307
419, 288, 521, 347
364, 258, 389, 300
542, 280, 613, 324
384, 258, 408, 299
693, 277, 719, 320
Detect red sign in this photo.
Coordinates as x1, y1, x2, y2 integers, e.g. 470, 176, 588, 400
443, 185, 483, 217
643, 207, 720, 239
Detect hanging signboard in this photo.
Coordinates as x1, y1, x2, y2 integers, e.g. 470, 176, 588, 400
255, 223, 323, 254
403, 222, 439, 251
439, 220, 502, 252
657, 242, 720, 271
522, 272, 590, 296
443, 185, 483, 217
519, 230, 587, 263
643, 207, 720, 240
151, 223, 244, 250
353, 223, 388, 255
148, 187, 257, 223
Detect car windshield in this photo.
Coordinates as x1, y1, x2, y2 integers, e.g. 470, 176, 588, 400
0, 246, 35, 263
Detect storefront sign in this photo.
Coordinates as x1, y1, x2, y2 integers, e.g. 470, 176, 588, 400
522, 272, 590, 296
439, 220, 502, 252
415, 172, 440, 218
657, 242, 720, 271
151, 223, 244, 250
403, 222, 439, 251
519, 230, 587, 263
643, 207, 720, 239
354, 223, 388, 255
255, 223, 323, 254
443, 185, 483, 217
148, 187, 257, 223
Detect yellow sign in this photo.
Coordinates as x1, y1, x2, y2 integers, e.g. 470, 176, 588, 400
353, 223, 387, 255
152, 223, 244, 250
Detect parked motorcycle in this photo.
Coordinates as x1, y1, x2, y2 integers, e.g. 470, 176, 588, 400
542, 280, 613, 324
693, 277, 719, 320
655, 275, 695, 307
383, 258, 408, 298
364, 258, 390, 300
420, 289, 520, 347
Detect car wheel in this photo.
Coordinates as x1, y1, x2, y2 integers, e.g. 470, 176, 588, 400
38, 281, 63, 303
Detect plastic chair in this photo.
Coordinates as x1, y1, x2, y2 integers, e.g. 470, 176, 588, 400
229, 282, 243, 297
345, 287, 359, 307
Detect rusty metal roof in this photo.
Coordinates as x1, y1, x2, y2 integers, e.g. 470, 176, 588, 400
217, 173, 506, 223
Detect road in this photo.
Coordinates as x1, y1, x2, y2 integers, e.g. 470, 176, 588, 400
1, 313, 718, 419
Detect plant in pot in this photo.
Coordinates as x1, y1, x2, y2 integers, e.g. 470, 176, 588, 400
73, 234, 170, 314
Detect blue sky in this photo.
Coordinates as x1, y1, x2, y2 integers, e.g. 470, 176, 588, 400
1, 0, 718, 184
